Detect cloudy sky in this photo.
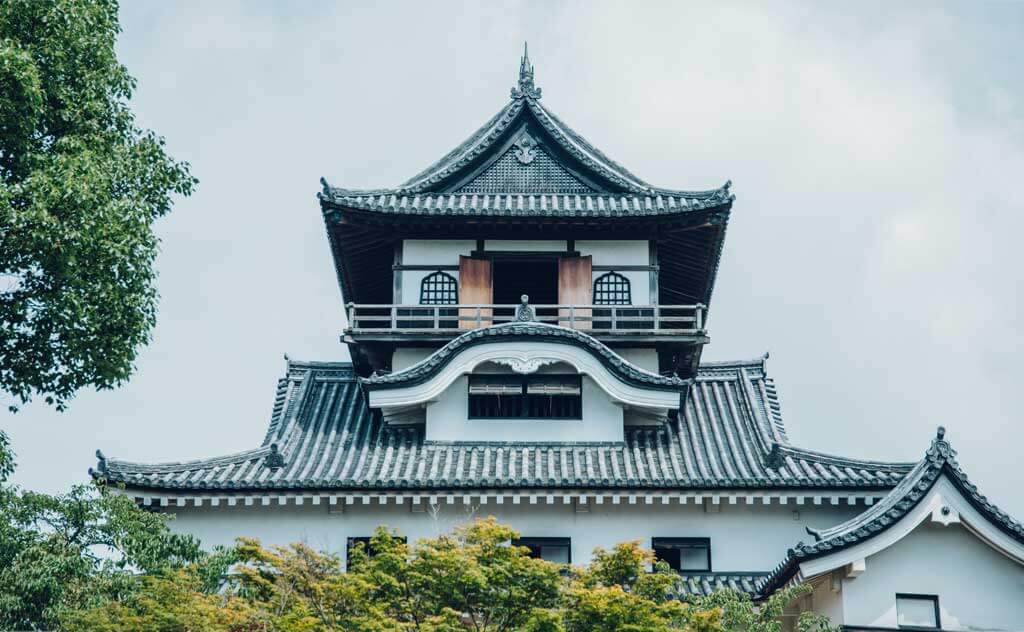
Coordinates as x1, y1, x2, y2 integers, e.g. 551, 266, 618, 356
6, 1, 1023, 519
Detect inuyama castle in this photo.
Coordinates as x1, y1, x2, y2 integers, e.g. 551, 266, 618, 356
94, 48, 1024, 630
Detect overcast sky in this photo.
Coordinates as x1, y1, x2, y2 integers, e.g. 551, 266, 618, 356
5, 1, 1023, 520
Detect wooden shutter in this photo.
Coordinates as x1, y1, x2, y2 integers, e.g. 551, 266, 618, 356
558, 255, 592, 329
458, 256, 492, 328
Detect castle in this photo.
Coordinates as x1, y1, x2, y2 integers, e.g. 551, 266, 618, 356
95, 47, 1024, 629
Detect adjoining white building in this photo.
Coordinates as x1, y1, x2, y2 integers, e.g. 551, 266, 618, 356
94, 48, 1024, 630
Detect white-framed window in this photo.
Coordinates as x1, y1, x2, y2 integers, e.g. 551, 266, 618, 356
896, 593, 940, 629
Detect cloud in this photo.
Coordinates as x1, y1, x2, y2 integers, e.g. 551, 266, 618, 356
6, 1, 1023, 517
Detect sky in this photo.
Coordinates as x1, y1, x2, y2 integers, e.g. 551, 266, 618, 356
5, 1, 1024, 519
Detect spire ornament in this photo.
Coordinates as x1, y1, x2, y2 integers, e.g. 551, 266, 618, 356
511, 42, 542, 100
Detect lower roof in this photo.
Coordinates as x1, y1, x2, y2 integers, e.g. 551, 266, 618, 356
96, 355, 912, 493
757, 427, 1024, 596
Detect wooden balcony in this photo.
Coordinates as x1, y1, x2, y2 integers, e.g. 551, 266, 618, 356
343, 303, 707, 344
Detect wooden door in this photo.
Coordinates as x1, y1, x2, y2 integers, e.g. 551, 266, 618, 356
458, 256, 492, 328
558, 255, 592, 329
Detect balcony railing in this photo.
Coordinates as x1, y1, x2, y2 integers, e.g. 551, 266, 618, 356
345, 303, 705, 335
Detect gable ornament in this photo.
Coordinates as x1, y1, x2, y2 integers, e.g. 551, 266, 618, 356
491, 355, 561, 375
513, 132, 538, 165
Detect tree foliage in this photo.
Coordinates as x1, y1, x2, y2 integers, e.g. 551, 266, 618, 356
0, 0, 196, 411
56, 515, 840, 632
0, 441, 205, 629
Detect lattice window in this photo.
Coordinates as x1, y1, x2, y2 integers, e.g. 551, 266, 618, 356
593, 272, 631, 305
419, 271, 458, 304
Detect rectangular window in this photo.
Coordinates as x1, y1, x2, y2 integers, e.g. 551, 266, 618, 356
514, 537, 571, 564
468, 375, 582, 419
896, 594, 940, 629
346, 535, 407, 570
651, 538, 711, 572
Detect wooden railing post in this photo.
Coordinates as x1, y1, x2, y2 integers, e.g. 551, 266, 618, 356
433, 306, 439, 330
346, 302, 355, 329
611, 307, 617, 330
390, 306, 397, 330
696, 304, 705, 332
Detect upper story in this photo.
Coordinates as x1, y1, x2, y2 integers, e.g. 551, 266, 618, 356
319, 46, 734, 380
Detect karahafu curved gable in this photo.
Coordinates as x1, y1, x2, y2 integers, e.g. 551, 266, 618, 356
364, 324, 685, 415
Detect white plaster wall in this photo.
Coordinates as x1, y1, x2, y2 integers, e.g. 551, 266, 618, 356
392, 348, 434, 371
399, 240, 475, 304
424, 374, 622, 443
616, 348, 658, 373
575, 241, 649, 266
398, 240, 655, 305
163, 500, 864, 571
403, 240, 476, 264
837, 521, 1024, 630
484, 240, 567, 252
577, 240, 651, 304
809, 576, 844, 627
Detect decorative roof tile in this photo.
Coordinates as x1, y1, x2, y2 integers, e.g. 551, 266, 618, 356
97, 357, 912, 493
670, 573, 768, 599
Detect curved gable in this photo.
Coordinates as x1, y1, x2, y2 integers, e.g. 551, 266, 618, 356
364, 323, 686, 414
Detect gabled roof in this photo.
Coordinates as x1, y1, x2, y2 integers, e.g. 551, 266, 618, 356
757, 427, 1024, 595
321, 45, 731, 202
362, 323, 687, 392
318, 46, 734, 310
94, 356, 912, 493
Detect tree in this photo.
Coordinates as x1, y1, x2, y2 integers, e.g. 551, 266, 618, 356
231, 517, 564, 631
0, 0, 197, 411
0, 432, 206, 630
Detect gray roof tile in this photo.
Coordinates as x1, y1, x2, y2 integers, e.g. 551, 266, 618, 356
97, 356, 912, 493
757, 427, 1024, 595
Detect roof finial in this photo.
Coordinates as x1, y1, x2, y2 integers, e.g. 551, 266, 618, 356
511, 41, 542, 100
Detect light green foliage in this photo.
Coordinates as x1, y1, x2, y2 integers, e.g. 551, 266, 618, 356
59, 568, 260, 632
0, 0, 196, 411
48, 514, 839, 632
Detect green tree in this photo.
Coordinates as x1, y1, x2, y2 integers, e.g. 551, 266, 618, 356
0, 433, 205, 630
0, 0, 196, 411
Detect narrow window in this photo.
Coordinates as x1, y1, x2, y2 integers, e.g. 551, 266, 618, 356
419, 271, 458, 305
896, 594, 940, 629
514, 537, 571, 564
651, 538, 711, 572
468, 375, 582, 419
593, 271, 631, 305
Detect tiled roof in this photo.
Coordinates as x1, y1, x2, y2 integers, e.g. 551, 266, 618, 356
96, 357, 912, 493
320, 189, 733, 218
670, 573, 767, 599
317, 58, 734, 205
362, 323, 687, 391
757, 427, 1024, 595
